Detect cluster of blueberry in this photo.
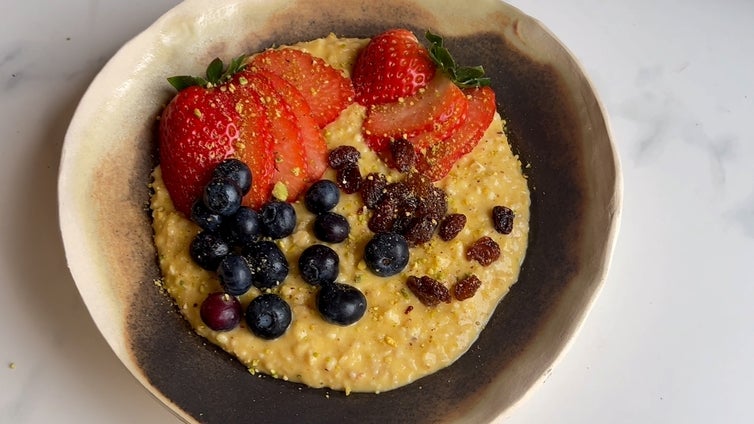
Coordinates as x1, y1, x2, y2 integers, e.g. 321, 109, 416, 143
189, 159, 411, 339
298, 180, 367, 326
187, 159, 295, 339
303, 174, 413, 279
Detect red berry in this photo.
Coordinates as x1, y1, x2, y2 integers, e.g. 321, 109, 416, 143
414, 86, 497, 181
158, 86, 241, 215
252, 70, 328, 182
242, 72, 309, 203
249, 48, 354, 127
353, 29, 436, 106
231, 84, 276, 210
362, 75, 468, 157
200, 292, 242, 331
160, 52, 347, 214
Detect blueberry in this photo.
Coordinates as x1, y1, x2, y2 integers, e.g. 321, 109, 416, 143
200, 292, 242, 331
244, 241, 289, 289
216, 254, 253, 296
304, 180, 340, 214
190, 231, 230, 271
213, 158, 252, 195
364, 232, 409, 277
316, 282, 367, 326
190, 200, 223, 232
259, 201, 296, 239
313, 212, 350, 243
203, 178, 242, 216
245, 293, 292, 339
222, 206, 260, 246
298, 244, 339, 286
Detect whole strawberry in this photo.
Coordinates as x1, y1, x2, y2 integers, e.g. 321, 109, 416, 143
352, 29, 436, 106
159, 85, 242, 216
159, 56, 254, 216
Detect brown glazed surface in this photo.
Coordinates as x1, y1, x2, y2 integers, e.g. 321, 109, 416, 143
81, 0, 613, 422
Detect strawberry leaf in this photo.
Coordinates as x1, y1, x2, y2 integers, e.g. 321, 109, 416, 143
167, 54, 248, 91
428, 41, 456, 72
224, 55, 248, 80
425, 30, 491, 88
167, 75, 208, 91
205, 58, 225, 84
453, 65, 491, 88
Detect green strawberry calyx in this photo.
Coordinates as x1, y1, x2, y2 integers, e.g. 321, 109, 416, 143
167, 55, 248, 91
425, 30, 491, 88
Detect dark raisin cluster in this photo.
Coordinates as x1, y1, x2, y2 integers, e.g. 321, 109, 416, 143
367, 173, 448, 246
329, 146, 362, 194
330, 145, 454, 247
407, 273, 484, 306
326, 143, 518, 306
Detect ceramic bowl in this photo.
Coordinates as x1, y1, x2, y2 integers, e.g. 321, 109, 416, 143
59, 0, 621, 422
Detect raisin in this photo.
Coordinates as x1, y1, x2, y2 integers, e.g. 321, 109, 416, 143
453, 274, 482, 301
397, 193, 420, 216
406, 276, 451, 306
361, 170, 450, 246
438, 213, 466, 241
360, 173, 387, 209
404, 172, 432, 199
384, 181, 412, 205
492, 205, 515, 235
336, 163, 362, 194
368, 196, 398, 233
466, 236, 501, 266
417, 185, 447, 219
403, 215, 439, 246
328, 146, 360, 170
393, 210, 415, 235
390, 139, 417, 173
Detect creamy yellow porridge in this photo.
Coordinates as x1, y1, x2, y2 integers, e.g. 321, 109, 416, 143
150, 34, 530, 394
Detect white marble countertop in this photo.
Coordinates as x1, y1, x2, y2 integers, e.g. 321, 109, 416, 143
2, 0, 752, 423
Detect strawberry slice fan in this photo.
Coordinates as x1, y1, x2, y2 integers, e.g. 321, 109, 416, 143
353, 29, 495, 181
159, 49, 353, 214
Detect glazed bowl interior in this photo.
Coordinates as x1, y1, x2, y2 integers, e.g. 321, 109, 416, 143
58, 0, 621, 422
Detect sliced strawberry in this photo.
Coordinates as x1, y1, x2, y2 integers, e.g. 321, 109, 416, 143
362, 75, 468, 155
242, 72, 309, 202
159, 85, 241, 215
230, 84, 276, 210
249, 48, 354, 127
415, 86, 496, 181
251, 70, 329, 182
352, 29, 436, 106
